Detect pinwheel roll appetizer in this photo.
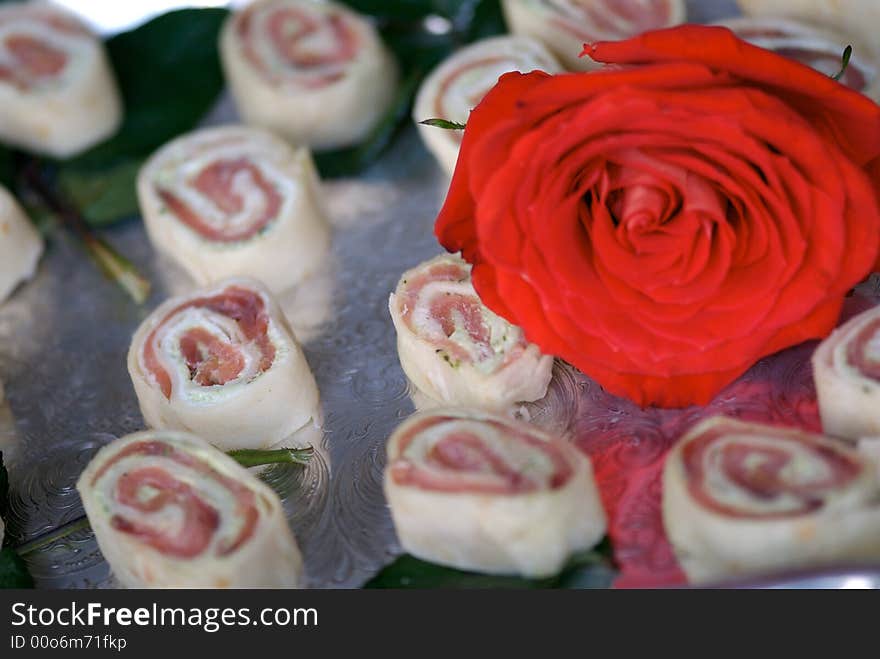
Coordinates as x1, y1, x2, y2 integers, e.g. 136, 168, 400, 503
0, 184, 43, 304
220, 0, 398, 150
0, 2, 121, 157
389, 254, 554, 412
812, 305, 880, 440
413, 36, 561, 175
128, 278, 319, 451
384, 408, 606, 577
717, 16, 879, 101
77, 430, 302, 588
663, 416, 880, 584
138, 126, 330, 293
858, 437, 880, 481
737, 0, 880, 59
501, 0, 686, 70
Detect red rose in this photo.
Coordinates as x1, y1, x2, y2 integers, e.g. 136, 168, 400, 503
434, 25, 880, 408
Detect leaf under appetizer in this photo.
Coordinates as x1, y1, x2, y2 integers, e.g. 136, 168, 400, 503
20, 158, 151, 304
0, 547, 33, 589
226, 447, 315, 468
64, 8, 229, 170
58, 159, 141, 227
0, 450, 8, 523
365, 543, 615, 589
314, 0, 505, 176
312, 64, 422, 177
15, 516, 92, 558
49, 8, 229, 228
0, 145, 13, 190
0, 452, 34, 588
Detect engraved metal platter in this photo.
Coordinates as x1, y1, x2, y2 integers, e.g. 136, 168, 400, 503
2, 0, 878, 589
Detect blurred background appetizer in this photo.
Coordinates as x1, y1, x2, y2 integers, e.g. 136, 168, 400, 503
138, 125, 330, 294
0, 184, 43, 304
384, 408, 606, 577
0, 1, 121, 157
858, 437, 880, 481
413, 35, 561, 175
501, 0, 686, 70
663, 416, 880, 584
77, 430, 302, 588
389, 254, 553, 412
813, 305, 880, 441
128, 277, 319, 450
716, 16, 879, 101
737, 0, 880, 60
220, 0, 398, 150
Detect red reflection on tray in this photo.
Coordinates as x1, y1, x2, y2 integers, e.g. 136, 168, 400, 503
565, 282, 879, 588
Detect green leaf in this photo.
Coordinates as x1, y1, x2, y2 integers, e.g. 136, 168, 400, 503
0, 548, 34, 589
340, 0, 439, 22
63, 8, 229, 171
58, 159, 142, 226
365, 542, 616, 589
459, 0, 506, 42
832, 44, 853, 81
315, 69, 423, 177
420, 118, 466, 130
0, 452, 30, 588
227, 446, 314, 468
0, 145, 12, 190
50, 8, 229, 227
0, 450, 8, 525
317, 0, 504, 176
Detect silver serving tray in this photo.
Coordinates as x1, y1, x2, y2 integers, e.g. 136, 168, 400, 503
2, 0, 876, 589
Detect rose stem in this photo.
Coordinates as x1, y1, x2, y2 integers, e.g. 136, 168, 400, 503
19, 157, 151, 305
14, 446, 313, 556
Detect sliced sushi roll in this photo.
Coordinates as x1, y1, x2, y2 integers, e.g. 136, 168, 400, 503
717, 16, 880, 101
812, 305, 880, 440
137, 125, 330, 294
663, 416, 880, 584
220, 0, 398, 150
389, 254, 553, 412
501, 0, 686, 71
384, 408, 606, 577
127, 278, 320, 451
0, 2, 121, 157
0, 184, 43, 304
413, 35, 561, 175
77, 430, 302, 588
